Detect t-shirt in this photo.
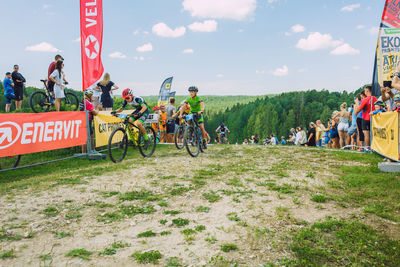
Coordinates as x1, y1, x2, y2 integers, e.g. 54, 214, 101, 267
122, 96, 147, 110
281, 140, 287, 145
315, 127, 322, 141
184, 96, 203, 113
48, 62, 56, 80
350, 108, 357, 127
359, 96, 377, 121
3, 77, 13, 95
50, 69, 64, 92
84, 99, 95, 120
165, 104, 176, 120
11, 71, 25, 89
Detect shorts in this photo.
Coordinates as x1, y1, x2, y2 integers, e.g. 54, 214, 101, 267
330, 129, 338, 139
5, 93, 16, 104
348, 125, 357, 135
14, 86, 23, 101
362, 119, 371, 131
132, 110, 149, 123
187, 113, 204, 123
356, 118, 364, 141
48, 80, 55, 93
166, 121, 175, 134
337, 122, 349, 132
324, 136, 330, 144
54, 85, 65, 98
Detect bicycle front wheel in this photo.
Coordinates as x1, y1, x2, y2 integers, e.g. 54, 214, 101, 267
63, 92, 79, 111
108, 128, 128, 163
30, 91, 50, 113
138, 126, 156, 158
184, 126, 200, 157
174, 125, 185, 150
0, 155, 22, 171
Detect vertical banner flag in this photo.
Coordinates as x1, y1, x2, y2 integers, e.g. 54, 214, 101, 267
80, 0, 104, 91
157, 77, 175, 106
372, 0, 400, 96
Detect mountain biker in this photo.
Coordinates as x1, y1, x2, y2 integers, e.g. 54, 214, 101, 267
215, 123, 230, 144
179, 86, 207, 149
112, 88, 150, 143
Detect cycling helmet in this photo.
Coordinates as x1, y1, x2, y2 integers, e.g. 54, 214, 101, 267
188, 86, 198, 92
122, 88, 133, 99
84, 89, 94, 96
153, 106, 160, 111
374, 100, 386, 107
220, 122, 225, 127
394, 94, 400, 101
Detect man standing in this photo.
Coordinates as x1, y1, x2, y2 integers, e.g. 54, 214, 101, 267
48, 54, 63, 99
166, 98, 177, 143
11, 65, 26, 110
3, 72, 15, 112
355, 85, 377, 148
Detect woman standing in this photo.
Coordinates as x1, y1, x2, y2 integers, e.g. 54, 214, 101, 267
49, 60, 68, 112
95, 73, 119, 111
307, 122, 316, 147
332, 103, 351, 148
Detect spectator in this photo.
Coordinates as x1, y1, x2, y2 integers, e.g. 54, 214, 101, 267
3, 72, 15, 112
316, 120, 325, 147
355, 85, 377, 148
252, 134, 259, 145
329, 119, 340, 149
288, 134, 295, 145
48, 54, 63, 99
379, 83, 394, 111
355, 92, 365, 150
158, 105, 167, 143
81, 89, 99, 153
347, 105, 358, 149
393, 94, 400, 111
296, 127, 307, 146
371, 100, 386, 115
281, 136, 287, 145
96, 73, 118, 111
323, 120, 331, 148
152, 106, 160, 134
333, 102, 351, 148
49, 60, 68, 112
307, 122, 316, 147
270, 134, 277, 145
11, 64, 26, 110
166, 98, 177, 143
243, 138, 249, 145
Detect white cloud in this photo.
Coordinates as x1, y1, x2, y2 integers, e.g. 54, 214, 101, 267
188, 20, 218, 32
182, 49, 194, 54
291, 24, 305, 33
134, 56, 145, 61
182, 0, 256, 21
330, 44, 360, 55
341, 4, 360, 12
133, 30, 150, 36
296, 32, 343, 51
369, 26, 379, 36
25, 42, 61, 52
109, 51, 127, 59
271, 65, 289, 76
73, 37, 81, 42
356, 25, 365, 30
137, 43, 153, 52
216, 74, 224, 78
152, 23, 186, 38
352, 66, 360, 70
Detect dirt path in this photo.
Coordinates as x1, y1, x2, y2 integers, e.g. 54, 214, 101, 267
0, 145, 374, 266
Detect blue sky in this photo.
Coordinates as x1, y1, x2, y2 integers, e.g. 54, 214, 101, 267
0, 0, 383, 95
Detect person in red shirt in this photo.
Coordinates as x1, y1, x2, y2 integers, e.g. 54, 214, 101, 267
48, 54, 63, 98
81, 89, 99, 153
355, 85, 377, 147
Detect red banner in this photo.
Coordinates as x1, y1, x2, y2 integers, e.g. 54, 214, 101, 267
0, 112, 87, 157
80, 0, 104, 91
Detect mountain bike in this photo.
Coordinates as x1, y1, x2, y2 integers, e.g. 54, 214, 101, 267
108, 113, 156, 162
220, 132, 228, 144
174, 115, 187, 150
29, 79, 79, 113
0, 155, 21, 171
183, 113, 205, 157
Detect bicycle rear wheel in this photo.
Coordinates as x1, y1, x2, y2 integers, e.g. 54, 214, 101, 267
174, 125, 185, 150
63, 92, 79, 111
30, 91, 50, 113
184, 126, 200, 157
138, 126, 156, 157
0, 155, 21, 171
108, 128, 128, 163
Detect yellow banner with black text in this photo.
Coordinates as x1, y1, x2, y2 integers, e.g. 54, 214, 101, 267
371, 111, 399, 161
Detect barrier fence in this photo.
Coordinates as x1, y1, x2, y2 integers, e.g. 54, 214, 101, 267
371, 111, 399, 162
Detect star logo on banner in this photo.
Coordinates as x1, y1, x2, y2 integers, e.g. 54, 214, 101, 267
85, 35, 100, 59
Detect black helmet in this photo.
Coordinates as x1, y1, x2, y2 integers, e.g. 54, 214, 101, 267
221, 122, 225, 127
188, 86, 198, 92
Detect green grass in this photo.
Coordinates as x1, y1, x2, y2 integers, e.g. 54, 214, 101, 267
99, 248, 116, 256
196, 206, 211, 213
0, 249, 16, 259
66, 248, 92, 261
163, 210, 182, 215
119, 190, 161, 202
159, 219, 168, 225
227, 212, 241, 222
310, 194, 327, 203
172, 218, 189, 227
160, 231, 171, 236
202, 191, 221, 203
166, 256, 183, 267
290, 218, 400, 266
195, 225, 206, 232
42, 206, 59, 217
137, 230, 157, 238
221, 243, 238, 252
131, 250, 163, 264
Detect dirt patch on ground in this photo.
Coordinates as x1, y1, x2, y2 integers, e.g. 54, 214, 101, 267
0, 145, 391, 266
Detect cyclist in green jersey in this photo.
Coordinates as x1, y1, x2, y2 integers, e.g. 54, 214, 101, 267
179, 86, 207, 149
112, 88, 150, 143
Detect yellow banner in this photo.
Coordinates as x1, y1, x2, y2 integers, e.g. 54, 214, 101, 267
93, 111, 132, 148
371, 111, 399, 160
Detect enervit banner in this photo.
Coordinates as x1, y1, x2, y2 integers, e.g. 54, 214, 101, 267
93, 111, 159, 147
371, 111, 399, 161
80, 0, 104, 90
0, 112, 87, 157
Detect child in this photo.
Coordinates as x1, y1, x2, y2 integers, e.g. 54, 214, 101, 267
392, 95, 400, 112
3, 72, 15, 112
281, 137, 287, 145
158, 105, 167, 143
371, 100, 386, 115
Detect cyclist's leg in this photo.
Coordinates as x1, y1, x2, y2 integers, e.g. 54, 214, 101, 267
134, 111, 150, 140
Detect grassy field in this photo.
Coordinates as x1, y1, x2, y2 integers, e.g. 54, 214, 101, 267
0, 145, 399, 266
